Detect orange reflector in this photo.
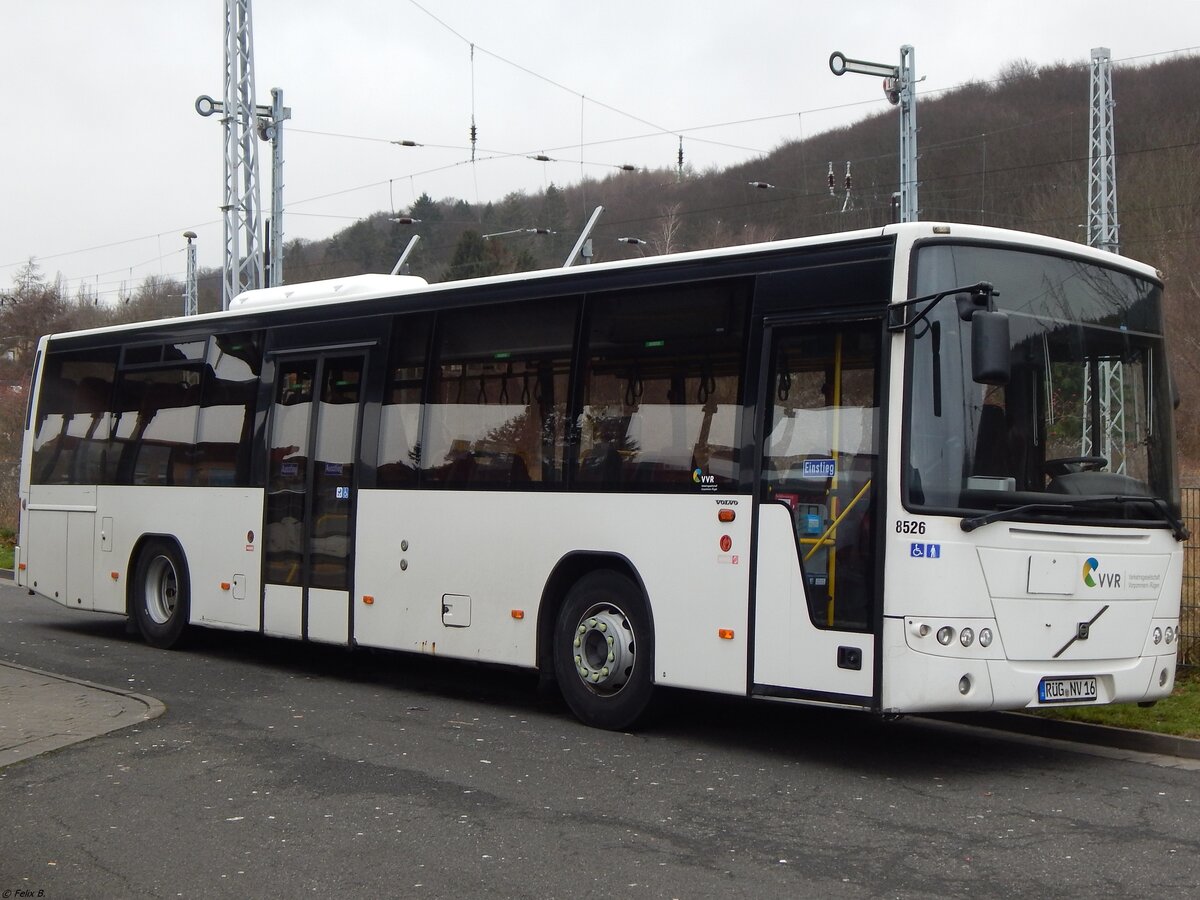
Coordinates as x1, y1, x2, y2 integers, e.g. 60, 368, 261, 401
109, 571, 118, 581
718, 508, 736, 523
18, 562, 27, 571
511, 609, 525, 620
220, 582, 231, 591
362, 595, 375, 605
718, 628, 735, 640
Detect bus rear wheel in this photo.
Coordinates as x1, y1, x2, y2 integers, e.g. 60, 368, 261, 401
132, 540, 191, 650
553, 571, 655, 731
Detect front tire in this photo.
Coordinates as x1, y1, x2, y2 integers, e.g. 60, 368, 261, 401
132, 539, 190, 649
553, 570, 655, 731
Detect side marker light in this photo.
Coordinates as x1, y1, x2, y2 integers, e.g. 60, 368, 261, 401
718, 628, 735, 640
511, 609, 525, 620
363, 595, 375, 605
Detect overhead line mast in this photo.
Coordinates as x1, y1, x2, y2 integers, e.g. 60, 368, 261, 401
1083, 47, 1126, 473
829, 45, 919, 223
196, 0, 290, 308
221, 0, 263, 307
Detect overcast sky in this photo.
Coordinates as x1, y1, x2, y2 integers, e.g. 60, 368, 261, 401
2, 1, 1196, 303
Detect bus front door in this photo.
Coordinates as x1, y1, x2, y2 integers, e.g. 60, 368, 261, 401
753, 320, 881, 705
263, 353, 365, 644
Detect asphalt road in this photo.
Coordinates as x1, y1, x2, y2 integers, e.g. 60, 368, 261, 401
2, 581, 1199, 899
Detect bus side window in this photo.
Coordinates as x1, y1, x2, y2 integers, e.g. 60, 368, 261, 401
111, 366, 202, 486
31, 375, 77, 483
576, 281, 746, 491
31, 347, 119, 486
421, 298, 576, 490
378, 314, 431, 488
196, 331, 262, 487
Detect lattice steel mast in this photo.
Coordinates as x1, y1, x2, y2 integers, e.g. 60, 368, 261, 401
1082, 47, 1126, 472
195, 1, 291, 307
1087, 47, 1120, 254
221, 0, 263, 307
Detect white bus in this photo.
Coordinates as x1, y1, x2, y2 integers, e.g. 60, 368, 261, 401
16, 222, 1187, 729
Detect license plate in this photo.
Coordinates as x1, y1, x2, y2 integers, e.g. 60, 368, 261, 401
1038, 676, 1098, 703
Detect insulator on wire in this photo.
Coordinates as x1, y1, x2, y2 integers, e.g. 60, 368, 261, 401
827, 162, 835, 196
844, 161, 853, 192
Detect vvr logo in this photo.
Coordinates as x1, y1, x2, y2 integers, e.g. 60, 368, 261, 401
1082, 557, 1121, 589
692, 468, 716, 486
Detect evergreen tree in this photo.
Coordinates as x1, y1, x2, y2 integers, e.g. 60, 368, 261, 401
444, 230, 499, 281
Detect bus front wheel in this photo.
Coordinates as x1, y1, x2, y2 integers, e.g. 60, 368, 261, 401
132, 540, 191, 650
553, 571, 655, 731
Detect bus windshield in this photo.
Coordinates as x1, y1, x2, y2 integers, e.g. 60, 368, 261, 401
905, 243, 1178, 525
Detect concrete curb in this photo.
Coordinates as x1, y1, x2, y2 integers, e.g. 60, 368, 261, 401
930, 710, 1200, 760
0, 660, 166, 768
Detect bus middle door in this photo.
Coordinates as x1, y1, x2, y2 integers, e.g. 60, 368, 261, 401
263, 352, 365, 644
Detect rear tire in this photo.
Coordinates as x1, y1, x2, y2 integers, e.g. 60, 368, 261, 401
553, 570, 655, 730
132, 539, 190, 649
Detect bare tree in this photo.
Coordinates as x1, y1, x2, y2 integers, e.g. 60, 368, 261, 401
649, 203, 684, 256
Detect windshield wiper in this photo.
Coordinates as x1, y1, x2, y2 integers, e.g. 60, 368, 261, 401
960, 503, 1077, 533
960, 495, 1190, 541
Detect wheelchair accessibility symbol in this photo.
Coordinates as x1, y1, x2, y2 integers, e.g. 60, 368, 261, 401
910, 542, 941, 559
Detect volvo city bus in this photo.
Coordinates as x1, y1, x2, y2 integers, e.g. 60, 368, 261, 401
16, 222, 1187, 729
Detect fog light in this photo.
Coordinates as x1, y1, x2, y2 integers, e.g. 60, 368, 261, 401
958, 675, 972, 695
937, 626, 955, 646
910, 621, 931, 638
960, 627, 975, 647
978, 628, 993, 648
1153, 627, 1163, 645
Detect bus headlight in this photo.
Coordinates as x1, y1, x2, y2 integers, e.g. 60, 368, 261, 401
1165, 627, 1175, 645
1152, 627, 1163, 645
959, 627, 975, 647
978, 628, 993, 648
937, 626, 955, 646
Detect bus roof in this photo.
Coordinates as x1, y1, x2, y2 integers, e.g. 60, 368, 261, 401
43, 222, 1162, 343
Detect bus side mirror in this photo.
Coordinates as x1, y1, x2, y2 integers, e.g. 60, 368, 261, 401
972, 311, 1010, 385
